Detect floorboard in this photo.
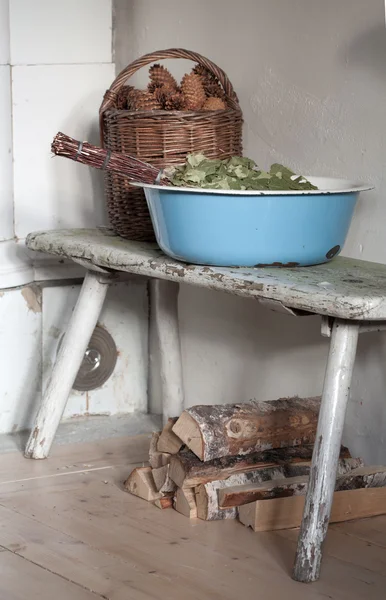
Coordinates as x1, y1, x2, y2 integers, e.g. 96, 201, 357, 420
0, 435, 385, 599
0, 550, 99, 600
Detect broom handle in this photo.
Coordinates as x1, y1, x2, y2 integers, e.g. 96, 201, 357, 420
99, 48, 240, 146
52, 133, 161, 183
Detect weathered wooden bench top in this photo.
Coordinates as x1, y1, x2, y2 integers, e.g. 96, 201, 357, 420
27, 228, 386, 320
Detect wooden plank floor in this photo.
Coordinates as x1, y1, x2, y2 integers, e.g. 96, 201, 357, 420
0, 435, 385, 599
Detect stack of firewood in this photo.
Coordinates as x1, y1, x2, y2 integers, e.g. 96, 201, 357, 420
124, 397, 386, 530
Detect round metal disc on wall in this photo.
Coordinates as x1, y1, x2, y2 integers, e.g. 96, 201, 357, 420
58, 325, 118, 392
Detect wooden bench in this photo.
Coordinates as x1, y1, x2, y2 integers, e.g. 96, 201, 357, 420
24, 227, 386, 583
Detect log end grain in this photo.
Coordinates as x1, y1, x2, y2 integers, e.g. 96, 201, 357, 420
174, 487, 198, 519
124, 467, 161, 502
172, 412, 204, 460
158, 418, 184, 454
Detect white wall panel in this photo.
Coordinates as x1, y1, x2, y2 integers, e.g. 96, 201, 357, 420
0, 286, 42, 434
10, 0, 112, 65
0, 0, 10, 65
0, 65, 13, 241
12, 63, 115, 239
42, 280, 148, 420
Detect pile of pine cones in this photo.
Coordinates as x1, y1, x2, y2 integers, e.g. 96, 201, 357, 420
115, 64, 227, 112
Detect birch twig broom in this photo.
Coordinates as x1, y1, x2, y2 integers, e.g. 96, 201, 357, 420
51, 132, 167, 185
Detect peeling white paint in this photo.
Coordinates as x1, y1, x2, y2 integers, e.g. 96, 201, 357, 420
42, 280, 148, 420
0, 286, 42, 434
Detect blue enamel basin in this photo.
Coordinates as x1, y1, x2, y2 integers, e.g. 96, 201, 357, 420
132, 177, 372, 267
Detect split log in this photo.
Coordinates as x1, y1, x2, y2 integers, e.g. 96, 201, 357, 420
219, 475, 307, 509
219, 465, 386, 509
284, 457, 364, 478
149, 432, 171, 469
239, 487, 386, 532
335, 465, 386, 490
174, 488, 198, 519
169, 445, 351, 489
196, 482, 237, 521
172, 397, 321, 461
124, 467, 161, 502
157, 418, 184, 454
195, 466, 285, 521
154, 494, 174, 509
152, 464, 177, 494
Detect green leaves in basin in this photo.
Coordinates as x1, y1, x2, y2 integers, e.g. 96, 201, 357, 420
163, 154, 318, 191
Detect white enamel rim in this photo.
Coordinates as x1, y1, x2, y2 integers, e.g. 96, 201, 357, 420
131, 176, 373, 196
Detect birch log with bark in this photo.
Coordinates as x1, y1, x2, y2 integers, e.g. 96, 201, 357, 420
219, 465, 386, 509
169, 446, 314, 489
284, 457, 363, 478
195, 466, 285, 520
335, 465, 386, 490
172, 397, 321, 461
169, 445, 351, 489
219, 475, 308, 509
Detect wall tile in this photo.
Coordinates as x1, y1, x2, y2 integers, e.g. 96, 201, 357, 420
0, 65, 13, 241
0, 0, 10, 64
12, 63, 115, 238
0, 239, 34, 288
0, 286, 42, 434
10, 0, 112, 65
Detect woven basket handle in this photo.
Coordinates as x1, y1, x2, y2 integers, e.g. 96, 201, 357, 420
99, 48, 240, 146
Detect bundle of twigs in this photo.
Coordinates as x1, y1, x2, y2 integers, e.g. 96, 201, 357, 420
51, 132, 166, 184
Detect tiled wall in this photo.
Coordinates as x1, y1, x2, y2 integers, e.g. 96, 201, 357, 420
0, 0, 115, 286
0, 0, 13, 243
0, 2, 151, 433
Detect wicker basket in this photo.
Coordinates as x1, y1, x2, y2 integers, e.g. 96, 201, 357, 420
99, 48, 243, 242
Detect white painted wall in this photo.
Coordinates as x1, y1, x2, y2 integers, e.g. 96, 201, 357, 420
42, 280, 148, 420
0, 280, 149, 434
0, 0, 115, 288
10, 0, 114, 242
0, 286, 42, 434
0, 1, 152, 432
116, 0, 386, 463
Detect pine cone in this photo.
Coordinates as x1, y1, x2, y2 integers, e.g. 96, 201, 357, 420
148, 81, 162, 94
202, 97, 227, 111
153, 83, 178, 106
192, 65, 226, 100
149, 64, 178, 90
204, 80, 226, 100
115, 86, 134, 109
180, 73, 206, 110
164, 92, 185, 111
134, 91, 163, 111
127, 88, 143, 110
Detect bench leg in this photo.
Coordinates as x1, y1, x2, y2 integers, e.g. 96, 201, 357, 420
25, 271, 111, 459
293, 318, 359, 582
150, 279, 184, 425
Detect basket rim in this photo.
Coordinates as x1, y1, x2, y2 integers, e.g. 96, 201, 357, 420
105, 106, 243, 117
